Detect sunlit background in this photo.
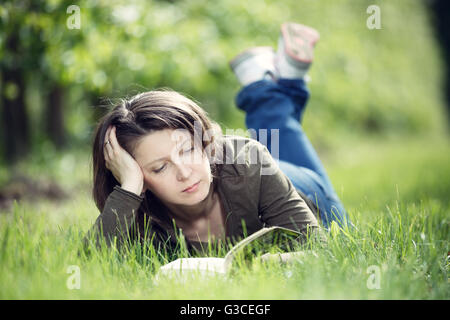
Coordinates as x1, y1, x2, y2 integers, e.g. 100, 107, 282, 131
1, 0, 449, 208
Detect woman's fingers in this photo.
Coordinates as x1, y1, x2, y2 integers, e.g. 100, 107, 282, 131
104, 140, 114, 160
109, 126, 120, 149
103, 126, 114, 165
104, 126, 112, 144
104, 126, 121, 156
102, 125, 143, 192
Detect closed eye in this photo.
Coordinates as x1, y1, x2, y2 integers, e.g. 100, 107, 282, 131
153, 147, 194, 173
153, 164, 166, 173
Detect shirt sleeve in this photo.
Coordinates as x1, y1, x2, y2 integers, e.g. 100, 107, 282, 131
256, 144, 320, 234
84, 186, 144, 248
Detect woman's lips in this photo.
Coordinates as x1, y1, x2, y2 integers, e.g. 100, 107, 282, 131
183, 181, 200, 193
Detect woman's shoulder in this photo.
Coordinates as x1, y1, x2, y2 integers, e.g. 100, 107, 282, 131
213, 135, 277, 178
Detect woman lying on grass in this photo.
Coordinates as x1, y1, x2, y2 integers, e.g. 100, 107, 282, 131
85, 22, 352, 255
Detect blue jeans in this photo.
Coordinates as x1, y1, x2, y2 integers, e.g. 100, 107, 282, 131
235, 78, 351, 229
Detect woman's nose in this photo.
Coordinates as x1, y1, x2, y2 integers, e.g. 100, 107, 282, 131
175, 162, 192, 181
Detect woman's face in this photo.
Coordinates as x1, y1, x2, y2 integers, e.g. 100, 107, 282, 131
132, 128, 212, 207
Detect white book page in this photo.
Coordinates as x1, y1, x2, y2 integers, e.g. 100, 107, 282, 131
158, 257, 227, 276
155, 226, 301, 280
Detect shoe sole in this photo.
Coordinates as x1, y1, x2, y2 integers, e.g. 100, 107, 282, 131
280, 22, 319, 66
229, 46, 275, 71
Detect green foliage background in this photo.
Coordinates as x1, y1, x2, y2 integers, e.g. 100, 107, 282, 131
0, 0, 447, 157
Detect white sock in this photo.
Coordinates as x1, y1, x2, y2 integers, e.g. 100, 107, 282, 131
233, 52, 276, 86
275, 37, 310, 79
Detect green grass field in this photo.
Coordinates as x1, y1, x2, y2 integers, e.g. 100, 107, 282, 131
0, 133, 448, 300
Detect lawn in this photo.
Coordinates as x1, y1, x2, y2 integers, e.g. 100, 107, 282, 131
0, 133, 448, 299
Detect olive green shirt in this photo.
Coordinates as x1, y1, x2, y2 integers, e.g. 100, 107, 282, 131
85, 135, 321, 252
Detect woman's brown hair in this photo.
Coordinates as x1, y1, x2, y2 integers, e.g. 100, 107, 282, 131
92, 89, 223, 229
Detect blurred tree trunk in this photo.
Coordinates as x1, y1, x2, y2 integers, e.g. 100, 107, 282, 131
430, 0, 450, 126
46, 85, 66, 149
1, 31, 30, 163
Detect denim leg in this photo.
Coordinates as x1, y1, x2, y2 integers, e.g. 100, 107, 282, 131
236, 79, 334, 191
235, 79, 351, 228
278, 160, 350, 229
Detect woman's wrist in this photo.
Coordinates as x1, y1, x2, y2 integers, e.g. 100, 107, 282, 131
121, 179, 143, 196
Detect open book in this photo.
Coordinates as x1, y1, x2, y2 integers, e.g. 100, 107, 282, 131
156, 226, 302, 277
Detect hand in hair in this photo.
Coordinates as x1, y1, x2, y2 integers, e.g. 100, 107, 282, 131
103, 126, 145, 196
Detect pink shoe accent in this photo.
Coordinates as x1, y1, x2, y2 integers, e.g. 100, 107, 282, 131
280, 22, 320, 66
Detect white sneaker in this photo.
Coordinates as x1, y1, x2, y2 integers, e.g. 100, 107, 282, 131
275, 22, 320, 79
229, 46, 276, 86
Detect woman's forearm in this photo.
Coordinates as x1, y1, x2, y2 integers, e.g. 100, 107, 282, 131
84, 186, 144, 248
